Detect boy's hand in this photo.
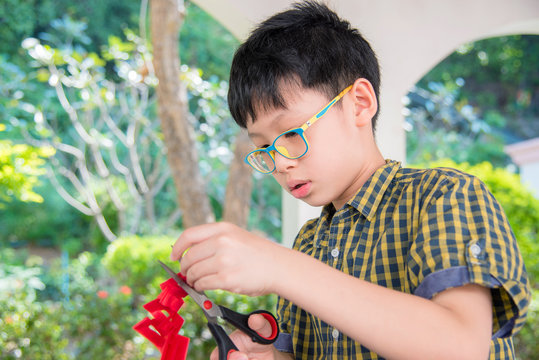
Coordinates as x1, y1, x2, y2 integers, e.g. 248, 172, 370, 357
170, 222, 287, 296
210, 313, 279, 360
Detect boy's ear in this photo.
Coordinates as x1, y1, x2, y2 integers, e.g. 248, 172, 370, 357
350, 78, 378, 127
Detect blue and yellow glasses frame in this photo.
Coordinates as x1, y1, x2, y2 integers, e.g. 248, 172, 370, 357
245, 85, 352, 174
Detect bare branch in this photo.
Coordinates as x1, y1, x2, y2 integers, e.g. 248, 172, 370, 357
50, 66, 95, 145
105, 178, 126, 211
95, 213, 117, 242
127, 121, 150, 193
108, 146, 142, 200
46, 168, 94, 216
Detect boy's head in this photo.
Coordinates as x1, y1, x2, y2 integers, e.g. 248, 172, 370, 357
228, 0, 381, 130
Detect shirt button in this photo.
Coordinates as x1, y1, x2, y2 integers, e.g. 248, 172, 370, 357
332, 328, 339, 340
331, 248, 340, 258
470, 243, 482, 258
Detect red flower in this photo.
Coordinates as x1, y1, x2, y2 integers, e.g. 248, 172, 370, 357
119, 285, 132, 295
97, 290, 109, 299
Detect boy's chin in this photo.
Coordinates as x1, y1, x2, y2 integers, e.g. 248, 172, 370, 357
300, 197, 328, 208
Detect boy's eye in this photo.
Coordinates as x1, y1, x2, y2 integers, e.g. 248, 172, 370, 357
283, 131, 299, 138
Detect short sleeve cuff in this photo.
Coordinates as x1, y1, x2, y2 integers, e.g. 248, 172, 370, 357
413, 265, 518, 338
274, 332, 294, 353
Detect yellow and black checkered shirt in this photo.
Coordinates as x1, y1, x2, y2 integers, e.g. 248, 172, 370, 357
274, 160, 531, 359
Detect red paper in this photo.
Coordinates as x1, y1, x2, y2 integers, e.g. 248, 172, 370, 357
134, 272, 190, 359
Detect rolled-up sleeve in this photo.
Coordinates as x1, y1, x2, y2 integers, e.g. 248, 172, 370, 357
407, 174, 531, 338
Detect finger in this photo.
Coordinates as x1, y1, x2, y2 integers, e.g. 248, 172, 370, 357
227, 330, 272, 356
179, 239, 218, 275
171, 222, 227, 261
228, 351, 249, 360
191, 271, 224, 293
248, 313, 273, 338
184, 258, 220, 290
210, 347, 218, 360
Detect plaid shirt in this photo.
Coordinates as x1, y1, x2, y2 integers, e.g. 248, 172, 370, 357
275, 160, 531, 359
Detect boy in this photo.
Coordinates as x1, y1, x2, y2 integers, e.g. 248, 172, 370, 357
171, 1, 531, 359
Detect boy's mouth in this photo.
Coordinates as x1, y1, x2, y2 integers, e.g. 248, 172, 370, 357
288, 180, 311, 199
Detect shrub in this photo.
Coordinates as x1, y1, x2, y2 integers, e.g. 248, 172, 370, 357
102, 235, 176, 300
0, 250, 68, 359
42, 251, 153, 360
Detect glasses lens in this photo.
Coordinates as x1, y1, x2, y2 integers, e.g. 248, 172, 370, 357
247, 151, 274, 173
274, 129, 307, 159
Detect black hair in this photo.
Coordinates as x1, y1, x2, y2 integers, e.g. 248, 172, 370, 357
228, 0, 381, 130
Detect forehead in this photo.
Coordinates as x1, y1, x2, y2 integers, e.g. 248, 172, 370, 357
246, 82, 328, 130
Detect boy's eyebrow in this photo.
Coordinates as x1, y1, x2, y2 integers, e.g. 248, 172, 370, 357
246, 109, 289, 140
247, 131, 263, 139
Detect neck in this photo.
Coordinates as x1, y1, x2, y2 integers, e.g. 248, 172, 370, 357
332, 149, 386, 210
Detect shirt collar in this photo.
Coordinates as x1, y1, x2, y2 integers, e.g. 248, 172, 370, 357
312, 160, 401, 248
348, 160, 401, 221
319, 160, 401, 220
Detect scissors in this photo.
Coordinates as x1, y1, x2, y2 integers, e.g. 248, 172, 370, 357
158, 261, 279, 360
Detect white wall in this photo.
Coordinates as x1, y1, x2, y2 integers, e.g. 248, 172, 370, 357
505, 137, 539, 199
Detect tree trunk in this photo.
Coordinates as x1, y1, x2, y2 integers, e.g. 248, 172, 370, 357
150, 0, 215, 227
223, 130, 254, 228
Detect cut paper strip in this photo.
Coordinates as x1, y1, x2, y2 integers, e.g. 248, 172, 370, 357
134, 271, 190, 360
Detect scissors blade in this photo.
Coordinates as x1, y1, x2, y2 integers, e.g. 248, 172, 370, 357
157, 260, 222, 319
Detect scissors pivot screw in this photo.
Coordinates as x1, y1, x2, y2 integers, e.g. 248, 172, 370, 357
203, 300, 213, 310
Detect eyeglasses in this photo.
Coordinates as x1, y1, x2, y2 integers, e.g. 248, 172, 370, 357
245, 85, 352, 174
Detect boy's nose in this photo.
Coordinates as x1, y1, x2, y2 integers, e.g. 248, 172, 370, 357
273, 151, 297, 173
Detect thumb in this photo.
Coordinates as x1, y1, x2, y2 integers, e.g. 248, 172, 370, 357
211, 348, 249, 360
228, 351, 249, 360
248, 313, 273, 338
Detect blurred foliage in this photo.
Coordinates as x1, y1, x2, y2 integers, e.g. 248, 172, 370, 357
0, 55, 57, 207
0, 0, 139, 61
0, 0, 237, 80
404, 82, 509, 166
180, 3, 239, 80
0, 249, 69, 359
102, 235, 176, 299
418, 35, 539, 141
0, 137, 54, 205
20, 27, 169, 240
47, 252, 151, 359
0, 182, 91, 249
249, 174, 283, 241
406, 35, 538, 167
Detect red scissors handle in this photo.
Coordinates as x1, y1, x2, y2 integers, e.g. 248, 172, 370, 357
219, 307, 279, 344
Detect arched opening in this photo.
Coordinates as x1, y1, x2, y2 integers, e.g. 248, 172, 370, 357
404, 34, 539, 167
